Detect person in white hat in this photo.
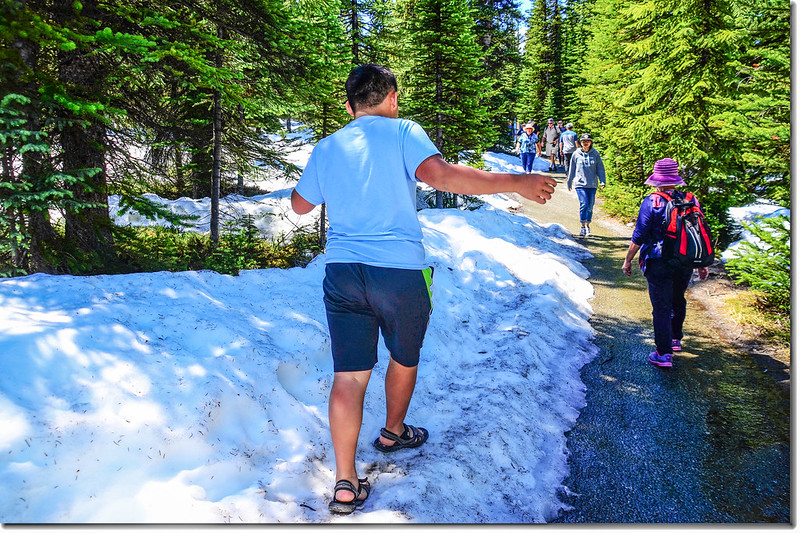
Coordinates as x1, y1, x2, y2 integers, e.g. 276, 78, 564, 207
515, 122, 539, 173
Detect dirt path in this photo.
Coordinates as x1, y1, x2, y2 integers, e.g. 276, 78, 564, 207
512, 169, 790, 523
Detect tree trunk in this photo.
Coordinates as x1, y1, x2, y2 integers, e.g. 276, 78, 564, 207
351, 0, 360, 63
22, 99, 57, 274
318, 102, 329, 249
190, 146, 211, 198
60, 115, 113, 258
174, 145, 185, 196
210, 26, 224, 246
1, 148, 22, 269
56, 0, 113, 262
171, 80, 186, 196
237, 105, 245, 195
13, 13, 56, 273
435, 48, 444, 209
319, 203, 327, 249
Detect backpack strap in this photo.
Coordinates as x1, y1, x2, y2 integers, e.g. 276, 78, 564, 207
682, 191, 701, 207
649, 190, 672, 210
650, 190, 672, 201
649, 190, 679, 234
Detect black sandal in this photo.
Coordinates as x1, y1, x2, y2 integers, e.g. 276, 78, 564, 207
328, 478, 371, 514
372, 423, 429, 453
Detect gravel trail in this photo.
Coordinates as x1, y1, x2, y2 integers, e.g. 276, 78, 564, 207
513, 169, 790, 523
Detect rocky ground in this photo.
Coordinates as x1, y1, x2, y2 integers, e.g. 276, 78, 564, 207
685, 261, 790, 393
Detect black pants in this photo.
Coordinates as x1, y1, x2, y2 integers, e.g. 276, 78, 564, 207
323, 263, 433, 372
644, 258, 693, 355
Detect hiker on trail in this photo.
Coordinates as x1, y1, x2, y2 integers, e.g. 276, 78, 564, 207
621, 158, 710, 368
515, 122, 539, 173
541, 118, 560, 172
559, 123, 579, 177
516, 120, 541, 154
290, 63, 557, 515
566, 133, 606, 237
531, 120, 542, 156
556, 120, 566, 165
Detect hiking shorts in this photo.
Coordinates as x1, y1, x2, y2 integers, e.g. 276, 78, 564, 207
323, 263, 434, 373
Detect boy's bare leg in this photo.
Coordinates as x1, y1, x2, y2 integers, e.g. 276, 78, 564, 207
379, 357, 418, 446
329, 369, 372, 501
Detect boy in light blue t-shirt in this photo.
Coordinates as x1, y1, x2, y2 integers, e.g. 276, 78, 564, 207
291, 64, 556, 514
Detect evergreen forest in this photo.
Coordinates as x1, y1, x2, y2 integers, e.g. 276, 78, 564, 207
0, 0, 790, 281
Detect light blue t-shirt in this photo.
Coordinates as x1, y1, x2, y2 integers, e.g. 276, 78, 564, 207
559, 130, 578, 153
295, 115, 441, 269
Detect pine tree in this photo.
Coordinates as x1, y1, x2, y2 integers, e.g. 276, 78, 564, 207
103, 0, 315, 243
1, 0, 318, 272
470, 0, 524, 146
344, 0, 398, 66
574, 0, 646, 197
296, 2, 353, 248
542, 0, 563, 119
363, 0, 401, 66
517, 0, 561, 122
715, 0, 790, 206
0, 1, 58, 274
53, 0, 117, 261
559, 0, 595, 121
517, 0, 549, 122
298, 2, 352, 140
618, 0, 744, 239
0, 0, 133, 273
397, 0, 494, 208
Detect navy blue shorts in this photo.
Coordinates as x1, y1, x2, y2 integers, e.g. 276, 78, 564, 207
323, 263, 433, 373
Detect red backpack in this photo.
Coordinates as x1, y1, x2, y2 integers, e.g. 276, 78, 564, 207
651, 190, 715, 269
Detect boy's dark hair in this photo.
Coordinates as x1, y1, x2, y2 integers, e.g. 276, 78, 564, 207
345, 64, 397, 113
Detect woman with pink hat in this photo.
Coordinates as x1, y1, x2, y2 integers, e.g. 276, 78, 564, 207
621, 158, 710, 368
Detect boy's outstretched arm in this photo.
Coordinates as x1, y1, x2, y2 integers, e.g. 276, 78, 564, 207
415, 154, 556, 204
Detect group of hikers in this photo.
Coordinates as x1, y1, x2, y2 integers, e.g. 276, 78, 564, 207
291, 64, 713, 514
513, 118, 606, 238
512, 117, 576, 174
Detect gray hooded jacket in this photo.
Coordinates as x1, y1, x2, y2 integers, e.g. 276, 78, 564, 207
567, 147, 606, 189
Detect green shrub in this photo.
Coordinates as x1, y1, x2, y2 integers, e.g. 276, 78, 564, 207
112, 218, 323, 276
597, 180, 648, 222
726, 214, 790, 314
112, 225, 205, 273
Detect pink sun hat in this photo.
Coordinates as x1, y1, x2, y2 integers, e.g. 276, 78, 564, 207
645, 158, 686, 187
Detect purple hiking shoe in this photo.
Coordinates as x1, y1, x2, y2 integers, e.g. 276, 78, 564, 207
649, 350, 673, 368
671, 339, 682, 352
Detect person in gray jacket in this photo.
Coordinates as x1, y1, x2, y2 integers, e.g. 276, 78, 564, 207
567, 133, 606, 237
